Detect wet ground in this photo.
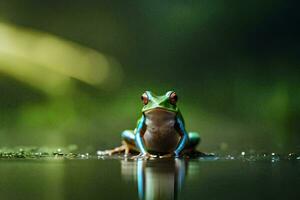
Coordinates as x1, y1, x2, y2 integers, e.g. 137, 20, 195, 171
0, 149, 300, 200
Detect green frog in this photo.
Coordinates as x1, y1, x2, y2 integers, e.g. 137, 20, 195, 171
105, 91, 201, 159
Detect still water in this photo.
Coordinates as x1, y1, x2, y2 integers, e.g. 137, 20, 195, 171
0, 157, 299, 200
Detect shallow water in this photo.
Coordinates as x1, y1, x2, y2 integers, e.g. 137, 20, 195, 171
0, 153, 300, 200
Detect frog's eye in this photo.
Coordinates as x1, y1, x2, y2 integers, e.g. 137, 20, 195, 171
141, 92, 149, 105
169, 92, 178, 105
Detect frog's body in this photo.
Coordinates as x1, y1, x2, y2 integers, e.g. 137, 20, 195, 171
105, 91, 201, 158
143, 108, 179, 153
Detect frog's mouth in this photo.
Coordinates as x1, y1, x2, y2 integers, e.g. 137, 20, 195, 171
144, 107, 176, 114
144, 107, 177, 123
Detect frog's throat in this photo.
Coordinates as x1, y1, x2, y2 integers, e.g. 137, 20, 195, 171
143, 107, 178, 114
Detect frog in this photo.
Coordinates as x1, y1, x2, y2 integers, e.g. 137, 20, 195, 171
104, 91, 201, 159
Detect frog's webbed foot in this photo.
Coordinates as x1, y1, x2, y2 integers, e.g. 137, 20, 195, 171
100, 141, 131, 156
106, 145, 127, 156
131, 153, 158, 160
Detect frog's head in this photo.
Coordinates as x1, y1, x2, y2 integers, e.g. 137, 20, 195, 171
141, 91, 179, 113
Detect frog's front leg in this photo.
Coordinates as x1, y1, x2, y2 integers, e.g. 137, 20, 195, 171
132, 115, 158, 159
174, 117, 189, 157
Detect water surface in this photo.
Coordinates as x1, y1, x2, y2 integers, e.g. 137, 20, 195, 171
0, 155, 299, 200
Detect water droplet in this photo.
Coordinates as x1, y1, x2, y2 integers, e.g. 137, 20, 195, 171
97, 150, 106, 156
287, 153, 298, 160
225, 155, 235, 160
270, 152, 280, 162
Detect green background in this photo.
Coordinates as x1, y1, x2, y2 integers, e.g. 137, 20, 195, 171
0, 0, 299, 153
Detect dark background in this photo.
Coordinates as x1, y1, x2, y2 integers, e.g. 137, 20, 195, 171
0, 0, 299, 153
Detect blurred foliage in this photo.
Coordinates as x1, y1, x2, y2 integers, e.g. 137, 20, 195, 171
0, 0, 299, 152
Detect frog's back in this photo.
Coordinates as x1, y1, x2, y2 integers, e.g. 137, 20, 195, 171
143, 109, 180, 154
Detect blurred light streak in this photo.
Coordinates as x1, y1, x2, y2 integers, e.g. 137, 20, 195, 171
0, 22, 122, 94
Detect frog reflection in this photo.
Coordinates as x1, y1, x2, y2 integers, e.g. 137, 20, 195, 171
121, 159, 187, 200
